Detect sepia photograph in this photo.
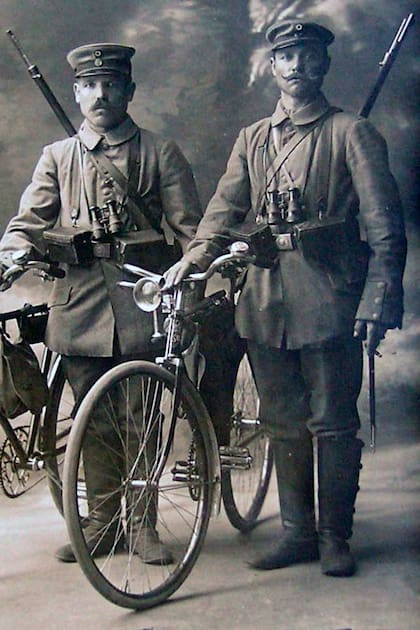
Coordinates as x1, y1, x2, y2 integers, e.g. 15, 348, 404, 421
0, 2, 418, 628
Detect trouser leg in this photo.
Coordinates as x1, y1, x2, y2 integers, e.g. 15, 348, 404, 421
247, 343, 318, 569
116, 372, 173, 565
56, 355, 121, 562
247, 338, 363, 573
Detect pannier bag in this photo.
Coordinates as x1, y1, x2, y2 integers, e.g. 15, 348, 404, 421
0, 330, 49, 418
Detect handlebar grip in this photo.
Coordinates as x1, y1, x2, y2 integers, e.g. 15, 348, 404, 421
45, 264, 65, 279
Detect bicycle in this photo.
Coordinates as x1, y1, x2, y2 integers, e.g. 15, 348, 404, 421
0, 255, 74, 514
63, 241, 273, 610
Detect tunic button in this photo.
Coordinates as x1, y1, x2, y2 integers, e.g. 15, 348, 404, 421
372, 313, 379, 320
374, 297, 381, 304
101, 142, 109, 150
377, 282, 385, 288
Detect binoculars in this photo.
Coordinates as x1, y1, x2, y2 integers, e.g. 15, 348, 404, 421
266, 187, 303, 232
89, 200, 123, 241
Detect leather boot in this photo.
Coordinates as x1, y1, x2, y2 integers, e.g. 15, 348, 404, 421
250, 432, 319, 570
317, 435, 364, 577
56, 426, 122, 563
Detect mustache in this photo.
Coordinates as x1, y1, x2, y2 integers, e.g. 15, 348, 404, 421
283, 72, 305, 80
92, 100, 110, 110
283, 70, 324, 81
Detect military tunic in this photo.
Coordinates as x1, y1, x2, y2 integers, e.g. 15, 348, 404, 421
0, 116, 202, 356
183, 93, 406, 350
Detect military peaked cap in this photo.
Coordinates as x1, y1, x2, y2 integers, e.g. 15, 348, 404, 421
67, 43, 135, 78
266, 20, 334, 51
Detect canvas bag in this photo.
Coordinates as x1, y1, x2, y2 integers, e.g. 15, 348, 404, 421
0, 330, 49, 418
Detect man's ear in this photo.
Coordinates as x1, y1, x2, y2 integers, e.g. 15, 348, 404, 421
73, 82, 80, 104
127, 81, 136, 102
270, 56, 276, 77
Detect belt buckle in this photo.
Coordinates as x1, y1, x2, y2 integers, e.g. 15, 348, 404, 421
275, 233, 294, 251
92, 241, 112, 258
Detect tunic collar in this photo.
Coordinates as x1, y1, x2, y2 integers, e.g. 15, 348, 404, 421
77, 115, 139, 149
271, 92, 331, 127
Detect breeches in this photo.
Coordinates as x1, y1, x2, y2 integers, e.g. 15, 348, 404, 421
61, 348, 155, 411
247, 337, 363, 440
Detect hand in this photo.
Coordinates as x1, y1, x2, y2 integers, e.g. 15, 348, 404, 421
0, 262, 10, 292
163, 259, 198, 289
353, 319, 387, 356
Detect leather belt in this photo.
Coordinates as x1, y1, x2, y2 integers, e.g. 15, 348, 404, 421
274, 233, 296, 251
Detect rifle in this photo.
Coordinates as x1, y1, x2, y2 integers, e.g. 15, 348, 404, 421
359, 13, 415, 117
359, 13, 414, 450
6, 29, 76, 136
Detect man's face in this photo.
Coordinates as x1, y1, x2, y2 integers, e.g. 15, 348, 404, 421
73, 74, 136, 131
271, 42, 330, 100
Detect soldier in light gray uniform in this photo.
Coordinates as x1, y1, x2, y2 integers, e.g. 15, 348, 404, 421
165, 20, 407, 576
0, 42, 203, 563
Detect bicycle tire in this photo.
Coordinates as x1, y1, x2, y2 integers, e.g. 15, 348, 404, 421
222, 354, 273, 532
63, 360, 216, 610
42, 359, 75, 515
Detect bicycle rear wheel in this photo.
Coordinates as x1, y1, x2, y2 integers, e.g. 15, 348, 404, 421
63, 360, 216, 610
42, 359, 75, 515
222, 354, 273, 532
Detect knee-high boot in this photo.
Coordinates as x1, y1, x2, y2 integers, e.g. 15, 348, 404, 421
251, 432, 319, 570
317, 435, 363, 577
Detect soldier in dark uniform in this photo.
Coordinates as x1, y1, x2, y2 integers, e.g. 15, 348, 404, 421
0, 43, 203, 563
165, 20, 407, 577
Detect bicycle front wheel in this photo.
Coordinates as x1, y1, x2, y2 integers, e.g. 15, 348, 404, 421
63, 360, 215, 610
42, 358, 75, 515
222, 354, 273, 532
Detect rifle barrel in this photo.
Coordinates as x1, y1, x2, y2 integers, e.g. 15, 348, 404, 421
359, 13, 415, 118
6, 29, 76, 137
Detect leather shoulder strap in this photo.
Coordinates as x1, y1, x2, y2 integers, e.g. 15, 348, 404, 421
265, 107, 341, 191
79, 139, 163, 234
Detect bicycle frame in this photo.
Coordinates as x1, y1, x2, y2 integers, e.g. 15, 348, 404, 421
0, 345, 62, 472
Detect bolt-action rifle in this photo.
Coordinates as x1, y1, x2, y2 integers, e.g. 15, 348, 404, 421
6, 29, 76, 136
359, 13, 415, 118
357, 13, 414, 450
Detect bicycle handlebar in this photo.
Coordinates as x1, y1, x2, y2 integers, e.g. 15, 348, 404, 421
186, 248, 254, 283
122, 242, 254, 287
1, 257, 65, 289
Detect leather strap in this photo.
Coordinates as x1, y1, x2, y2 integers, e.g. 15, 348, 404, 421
265, 107, 341, 191
79, 138, 163, 234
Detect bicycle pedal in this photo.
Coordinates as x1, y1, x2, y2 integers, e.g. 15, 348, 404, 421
171, 460, 200, 482
219, 446, 252, 471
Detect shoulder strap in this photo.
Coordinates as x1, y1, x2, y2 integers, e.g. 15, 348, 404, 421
265, 107, 341, 191
79, 139, 163, 234
313, 110, 337, 218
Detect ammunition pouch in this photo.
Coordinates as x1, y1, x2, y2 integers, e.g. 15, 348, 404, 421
293, 217, 348, 269
112, 229, 182, 272
293, 217, 370, 288
43, 227, 94, 266
43, 227, 182, 273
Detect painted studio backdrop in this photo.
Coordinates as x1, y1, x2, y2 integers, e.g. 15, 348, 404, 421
0, 1, 418, 434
